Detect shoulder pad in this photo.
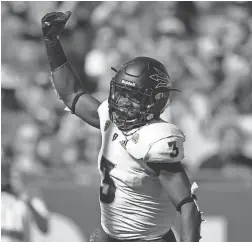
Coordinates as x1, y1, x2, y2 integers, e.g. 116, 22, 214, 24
125, 121, 185, 161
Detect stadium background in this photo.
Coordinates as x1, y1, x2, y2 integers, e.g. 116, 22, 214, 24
1, 1, 252, 242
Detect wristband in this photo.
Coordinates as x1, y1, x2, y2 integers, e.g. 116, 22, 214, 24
45, 38, 67, 72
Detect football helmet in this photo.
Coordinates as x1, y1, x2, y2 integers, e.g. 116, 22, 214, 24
108, 56, 179, 131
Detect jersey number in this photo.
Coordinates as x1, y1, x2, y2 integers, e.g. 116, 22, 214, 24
168, 141, 179, 158
100, 156, 116, 204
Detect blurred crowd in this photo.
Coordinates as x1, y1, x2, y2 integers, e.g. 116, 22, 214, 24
2, 1, 252, 176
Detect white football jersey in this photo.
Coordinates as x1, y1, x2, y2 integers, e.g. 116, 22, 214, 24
97, 100, 186, 240
1, 192, 28, 242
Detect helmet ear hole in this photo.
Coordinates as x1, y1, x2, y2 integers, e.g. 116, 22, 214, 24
150, 91, 171, 117
155, 93, 164, 100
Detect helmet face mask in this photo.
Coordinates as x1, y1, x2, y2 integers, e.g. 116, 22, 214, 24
109, 80, 153, 130
108, 57, 178, 131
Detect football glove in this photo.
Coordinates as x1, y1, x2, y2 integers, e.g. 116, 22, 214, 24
41, 11, 71, 40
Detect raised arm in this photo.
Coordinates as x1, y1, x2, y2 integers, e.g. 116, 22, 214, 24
41, 11, 100, 129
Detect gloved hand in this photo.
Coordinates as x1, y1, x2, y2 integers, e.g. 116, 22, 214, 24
41, 11, 71, 40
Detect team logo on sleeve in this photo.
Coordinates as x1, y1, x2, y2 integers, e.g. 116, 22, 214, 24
132, 133, 139, 144
112, 133, 118, 141
104, 121, 111, 131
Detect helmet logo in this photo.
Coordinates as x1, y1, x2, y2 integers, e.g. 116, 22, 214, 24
150, 67, 171, 88
121, 80, 136, 87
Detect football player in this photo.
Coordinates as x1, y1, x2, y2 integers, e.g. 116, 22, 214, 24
1, 146, 50, 242
41, 11, 204, 242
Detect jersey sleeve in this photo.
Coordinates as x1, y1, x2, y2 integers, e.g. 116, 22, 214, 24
97, 99, 110, 131
144, 136, 185, 163
125, 122, 186, 162
17, 199, 29, 218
